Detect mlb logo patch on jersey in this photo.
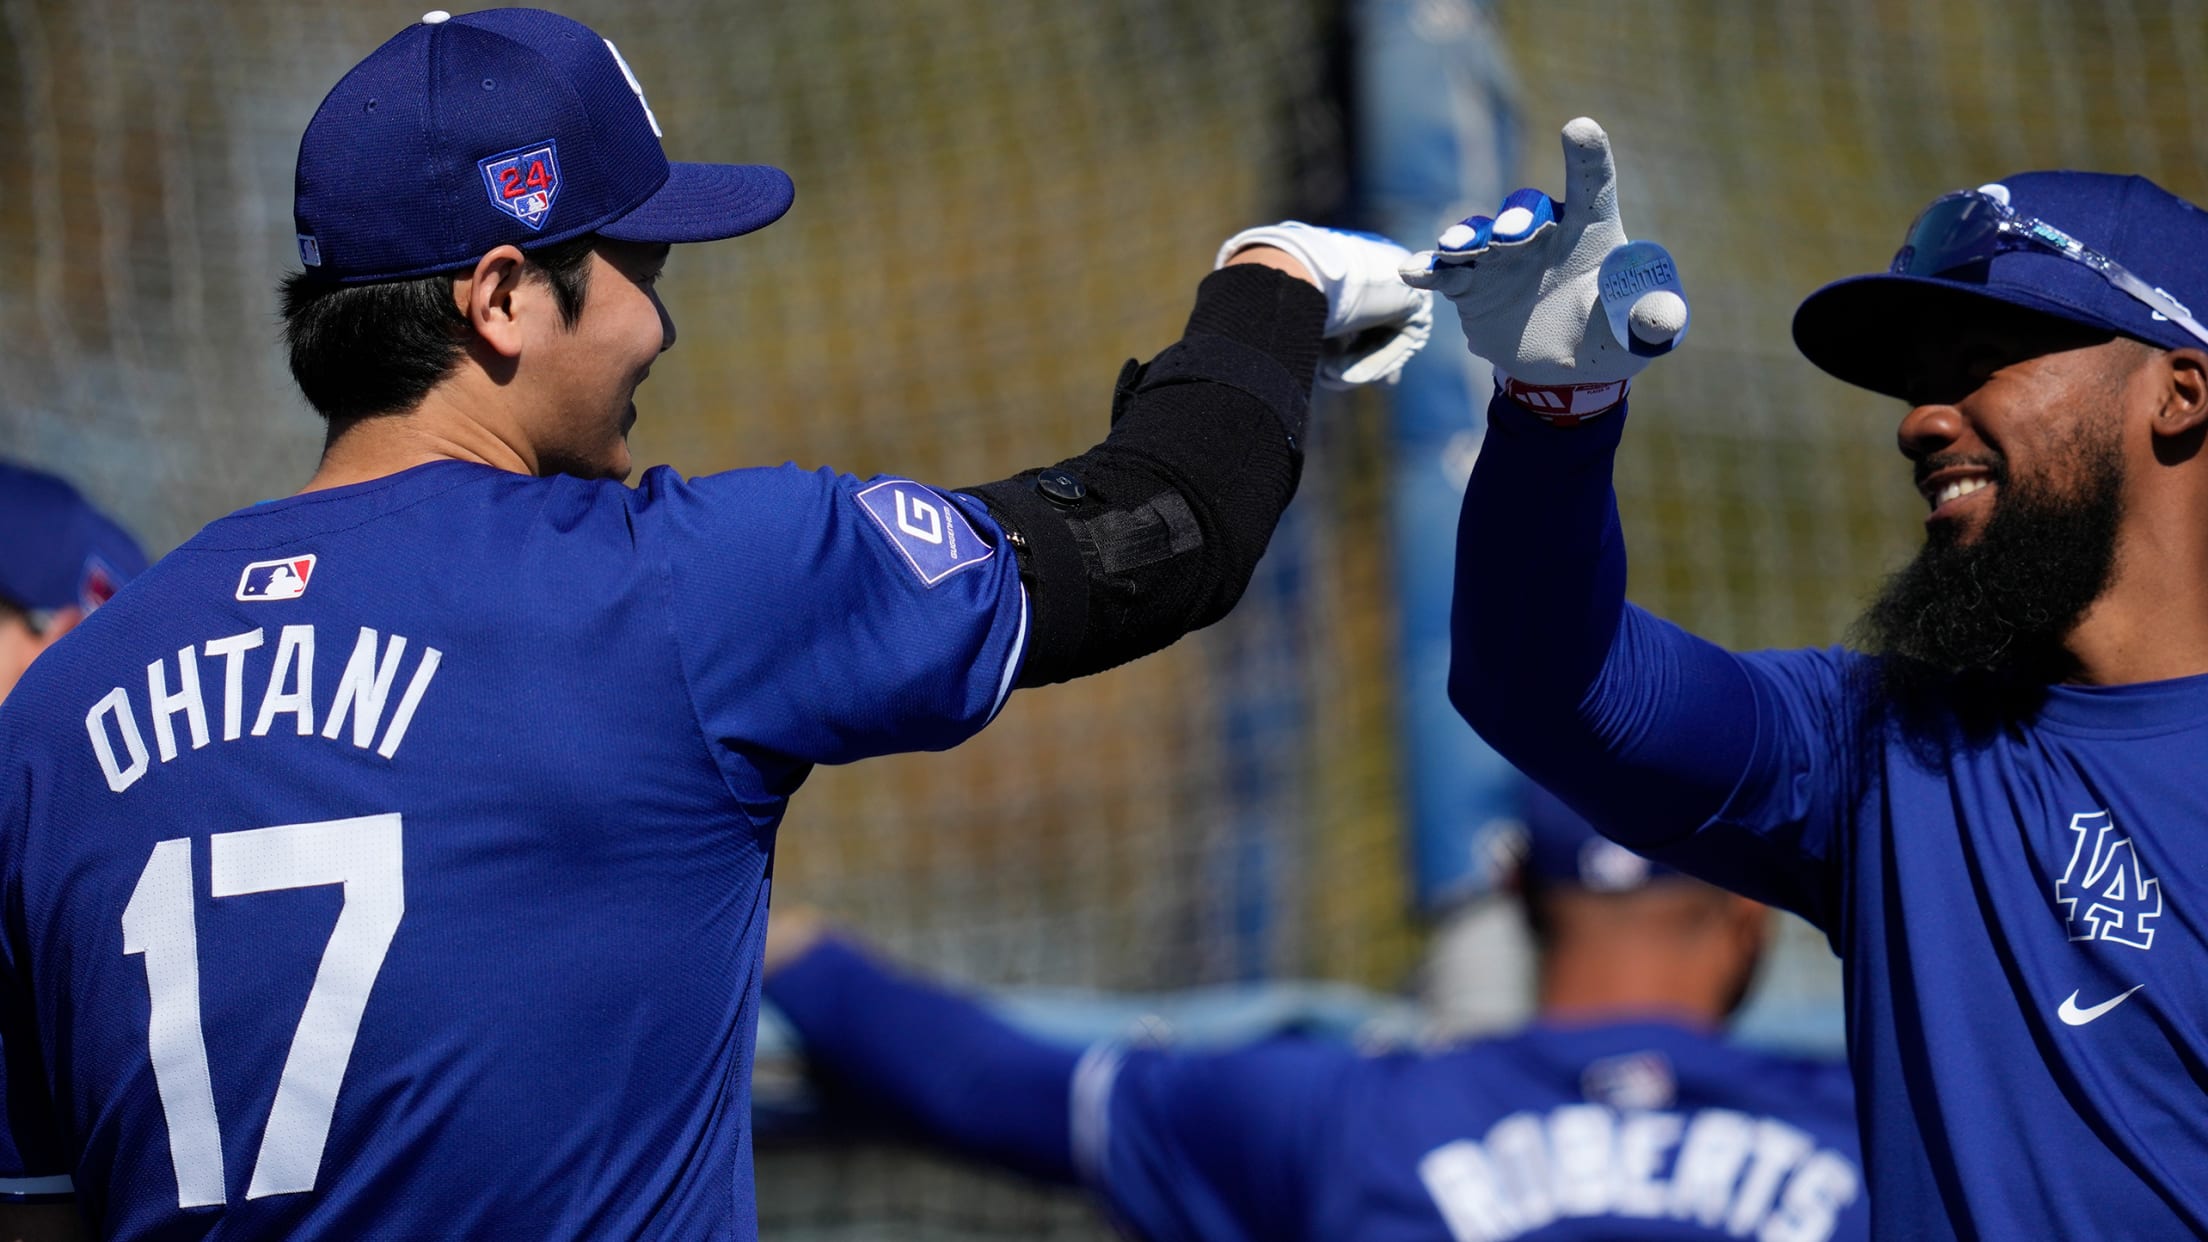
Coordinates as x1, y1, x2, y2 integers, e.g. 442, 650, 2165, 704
478, 141, 562, 230
236, 554, 317, 602
1581, 1050, 1676, 1110
855, 481, 994, 587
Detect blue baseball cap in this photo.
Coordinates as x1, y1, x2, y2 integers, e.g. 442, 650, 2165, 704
293, 8, 795, 285
1519, 781, 1680, 893
1794, 172, 2208, 400
0, 461, 148, 615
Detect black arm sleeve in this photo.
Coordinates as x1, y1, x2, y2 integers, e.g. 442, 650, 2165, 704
961, 264, 1325, 687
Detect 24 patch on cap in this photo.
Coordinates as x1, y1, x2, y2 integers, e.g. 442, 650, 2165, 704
478, 141, 562, 230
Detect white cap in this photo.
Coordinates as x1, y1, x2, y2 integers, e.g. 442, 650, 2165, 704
421, 10, 452, 24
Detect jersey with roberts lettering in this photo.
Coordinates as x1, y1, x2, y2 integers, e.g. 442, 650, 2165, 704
0, 459, 1027, 1240
1079, 1021, 1865, 1242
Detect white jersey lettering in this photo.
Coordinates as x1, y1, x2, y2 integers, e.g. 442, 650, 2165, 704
202, 629, 266, 742
1420, 1103, 1858, 1242
1669, 1108, 1754, 1225
1549, 1104, 1614, 1216
80, 626, 445, 790
322, 629, 408, 749
1615, 1110, 1685, 1216
251, 625, 316, 738
86, 687, 151, 793
1759, 1151, 1860, 1242
146, 647, 211, 762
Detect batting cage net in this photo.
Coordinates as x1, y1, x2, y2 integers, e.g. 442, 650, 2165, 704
7, 0, 2208, 1237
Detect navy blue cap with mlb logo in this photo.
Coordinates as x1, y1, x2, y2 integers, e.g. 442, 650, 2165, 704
293, 7, 794, 284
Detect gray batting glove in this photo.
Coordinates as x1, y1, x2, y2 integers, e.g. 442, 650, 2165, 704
1401, 117, 1688, 422
1218, 222, 1435, 391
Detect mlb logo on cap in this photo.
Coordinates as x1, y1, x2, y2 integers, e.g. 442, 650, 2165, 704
479, 141, 562, 230
237, 555, 317, 602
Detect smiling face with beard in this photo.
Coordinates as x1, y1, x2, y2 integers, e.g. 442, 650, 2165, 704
1856, 417, 2124, 708
1850, 311, 2153, 720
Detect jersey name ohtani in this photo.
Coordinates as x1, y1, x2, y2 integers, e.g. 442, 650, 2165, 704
1418, 1103, 1859, 1242
81, 624, 444, 792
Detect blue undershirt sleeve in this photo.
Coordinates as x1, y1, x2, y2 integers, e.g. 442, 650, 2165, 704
1449, 394, 1857, 927
762, 939, 1081, 1185
1082, 1040, 1347, 1242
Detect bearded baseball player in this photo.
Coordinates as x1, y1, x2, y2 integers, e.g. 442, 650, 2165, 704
1423, 116, 2208, 1237
762, 780, 1865, 1242
0, 8, 1431, 1239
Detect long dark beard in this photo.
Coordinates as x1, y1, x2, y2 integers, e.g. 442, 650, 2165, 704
1852, 428, 2125, 722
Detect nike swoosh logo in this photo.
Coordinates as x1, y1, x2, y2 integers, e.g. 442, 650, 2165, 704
2058, 985, 2144, 1026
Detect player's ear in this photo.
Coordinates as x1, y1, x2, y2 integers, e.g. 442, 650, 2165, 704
2148, 347, 2208, 432
456, 245, 531, 359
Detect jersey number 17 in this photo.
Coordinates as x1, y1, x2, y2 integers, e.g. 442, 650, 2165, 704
122, 814, 405, 1208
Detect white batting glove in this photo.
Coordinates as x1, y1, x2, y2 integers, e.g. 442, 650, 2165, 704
1400, 117, 1688, 422
1217, 222, 1434, 390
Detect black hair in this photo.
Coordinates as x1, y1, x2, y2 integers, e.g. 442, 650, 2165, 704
279, 236, 596, 424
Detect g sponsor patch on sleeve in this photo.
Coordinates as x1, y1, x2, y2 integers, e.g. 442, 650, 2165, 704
854, 481, 995, 587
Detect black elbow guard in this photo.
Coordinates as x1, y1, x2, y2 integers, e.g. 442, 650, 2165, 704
963, 265, 1324, 687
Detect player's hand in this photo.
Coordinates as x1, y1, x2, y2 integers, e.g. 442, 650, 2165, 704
1218, 222, 1434, 390
1400, 117, 1689, 422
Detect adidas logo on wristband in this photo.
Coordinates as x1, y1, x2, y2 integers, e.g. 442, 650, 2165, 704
1496, 375, 1630, 425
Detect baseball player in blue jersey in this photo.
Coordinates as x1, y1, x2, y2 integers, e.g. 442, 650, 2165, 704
0, 9, 1434, 1240
1419, 116, 2208, 1237
0, 465, 146, 1240
761, 781, 1865, 1242
0, 462, 147, 705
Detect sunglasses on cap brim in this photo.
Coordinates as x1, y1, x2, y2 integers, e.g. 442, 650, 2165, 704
1892, 188, 2208, 351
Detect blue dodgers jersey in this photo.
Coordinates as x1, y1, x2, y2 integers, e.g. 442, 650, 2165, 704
1659, 649, 2208, 1240
1077, 1022, 1864, 1242
0, 460, 1026, 1239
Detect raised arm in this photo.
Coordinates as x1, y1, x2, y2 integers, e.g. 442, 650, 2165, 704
967, 225, 1432, 687
1408, 120, 1846, 918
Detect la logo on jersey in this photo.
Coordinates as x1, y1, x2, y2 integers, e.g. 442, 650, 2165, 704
855, 480, 994, 587
2056, 809, 2162, 950
236, 555, 317, 602
477, 141, 562, 230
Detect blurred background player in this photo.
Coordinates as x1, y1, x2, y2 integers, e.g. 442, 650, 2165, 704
760, 781, 1865, 1242
0, 8, 1431, 1239
0, 461, 144, 1238
1430, 117, 2208, 1237
0, 461, 147, 703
